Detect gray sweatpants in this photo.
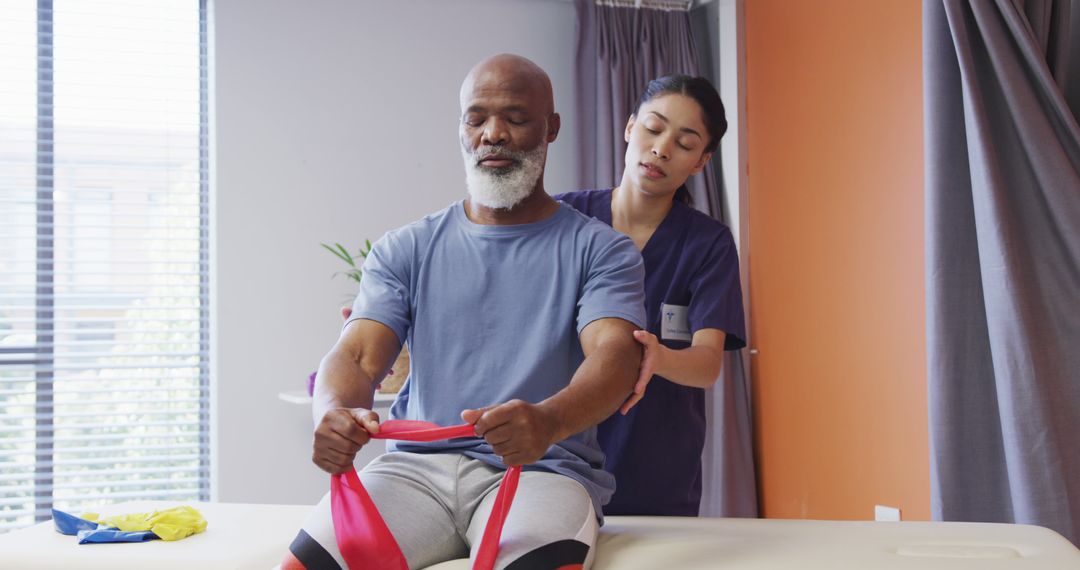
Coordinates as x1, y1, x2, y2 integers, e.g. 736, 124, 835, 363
289, 452, 598, 570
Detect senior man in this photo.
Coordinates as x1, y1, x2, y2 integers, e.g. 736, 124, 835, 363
282, 54, 645, 570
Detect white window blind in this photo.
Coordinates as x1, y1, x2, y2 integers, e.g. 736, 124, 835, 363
0, 0, 210, 531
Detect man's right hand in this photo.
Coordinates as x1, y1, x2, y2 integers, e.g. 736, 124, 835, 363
312, 407, 381, 474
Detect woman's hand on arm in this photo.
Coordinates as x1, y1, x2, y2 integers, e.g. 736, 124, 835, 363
620, 328, 727, 414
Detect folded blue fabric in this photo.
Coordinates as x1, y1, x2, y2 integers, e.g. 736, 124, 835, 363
52, 509, 159, 545
76, 528, 158, 544
52, 509, 97, 535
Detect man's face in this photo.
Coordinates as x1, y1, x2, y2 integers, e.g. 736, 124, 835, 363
459, 68, 555, 209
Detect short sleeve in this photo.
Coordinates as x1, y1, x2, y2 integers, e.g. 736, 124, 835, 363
576, 233, 647, 333
553, 190, 605, 220
345, 232, 412, 344
688, 228, 747, 350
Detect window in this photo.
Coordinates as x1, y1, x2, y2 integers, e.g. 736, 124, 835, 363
0, 0, 210, 531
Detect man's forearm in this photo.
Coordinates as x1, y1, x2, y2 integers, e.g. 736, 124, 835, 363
537, 339, 640, 442
311, 344, 377, 426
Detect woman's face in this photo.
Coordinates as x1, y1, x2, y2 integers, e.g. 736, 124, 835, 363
622, 93, 712, 197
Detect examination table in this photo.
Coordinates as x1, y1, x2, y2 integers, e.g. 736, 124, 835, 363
1, 501, 1077, 569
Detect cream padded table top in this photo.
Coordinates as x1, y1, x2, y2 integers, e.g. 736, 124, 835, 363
428, 516, 1080, 570
0, 501, 311, 570
1, 501, 1078, 569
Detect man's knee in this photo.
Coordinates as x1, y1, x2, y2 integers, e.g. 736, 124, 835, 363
503, 539, 591, 569
472, 471, 599, 570
281, 528, 342, 570
282, 492, 345, 570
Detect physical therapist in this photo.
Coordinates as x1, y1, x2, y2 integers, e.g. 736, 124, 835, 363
556, 74, 746, 517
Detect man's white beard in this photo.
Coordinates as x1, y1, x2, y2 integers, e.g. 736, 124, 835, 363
462, 143, 547, 210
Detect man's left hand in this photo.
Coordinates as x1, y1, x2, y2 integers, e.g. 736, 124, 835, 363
461, 400, 558, 466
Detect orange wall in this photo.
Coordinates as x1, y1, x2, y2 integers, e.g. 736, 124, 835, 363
745, 1, 929, 520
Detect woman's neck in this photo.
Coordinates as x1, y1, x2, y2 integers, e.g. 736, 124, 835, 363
610, 181, 676, 250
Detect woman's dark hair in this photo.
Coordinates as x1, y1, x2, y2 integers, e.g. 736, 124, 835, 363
632, 74, 727, 204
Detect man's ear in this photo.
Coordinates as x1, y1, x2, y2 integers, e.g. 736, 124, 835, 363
547, 112, 561, 143
624, 115, 636, 143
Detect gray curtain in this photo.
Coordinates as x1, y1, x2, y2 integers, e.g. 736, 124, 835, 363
574, 0, 720, 212
575, 0, 757, 518
925, 0, 1080, 545
701, 348, 757, 517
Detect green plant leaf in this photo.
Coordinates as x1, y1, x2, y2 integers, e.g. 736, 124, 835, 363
335, 243, 355, 266
324, 240, 373, 283
321, 242, 351, 264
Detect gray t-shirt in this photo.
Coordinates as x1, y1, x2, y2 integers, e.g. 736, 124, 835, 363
347, 200, 646, 513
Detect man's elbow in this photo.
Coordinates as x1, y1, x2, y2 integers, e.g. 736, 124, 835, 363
601, 335, 642, 391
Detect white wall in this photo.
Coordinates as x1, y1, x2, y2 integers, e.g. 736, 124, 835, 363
212, 0, 579, 504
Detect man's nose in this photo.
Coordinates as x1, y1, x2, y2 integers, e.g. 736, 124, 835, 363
482, 118, 509, 146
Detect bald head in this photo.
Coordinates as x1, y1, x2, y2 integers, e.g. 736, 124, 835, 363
460, 54, 555, 115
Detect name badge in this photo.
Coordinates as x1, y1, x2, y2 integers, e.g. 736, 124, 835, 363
660, 303, 692, 342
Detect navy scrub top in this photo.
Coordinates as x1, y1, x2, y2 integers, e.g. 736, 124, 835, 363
555, 189, 747, 516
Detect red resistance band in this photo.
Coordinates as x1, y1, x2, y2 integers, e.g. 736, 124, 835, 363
330, 419, 522, 570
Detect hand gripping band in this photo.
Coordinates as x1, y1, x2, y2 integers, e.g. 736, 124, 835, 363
330, 419, 522, 570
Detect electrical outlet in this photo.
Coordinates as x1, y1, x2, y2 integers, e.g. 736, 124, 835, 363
874, 504, 901, 521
